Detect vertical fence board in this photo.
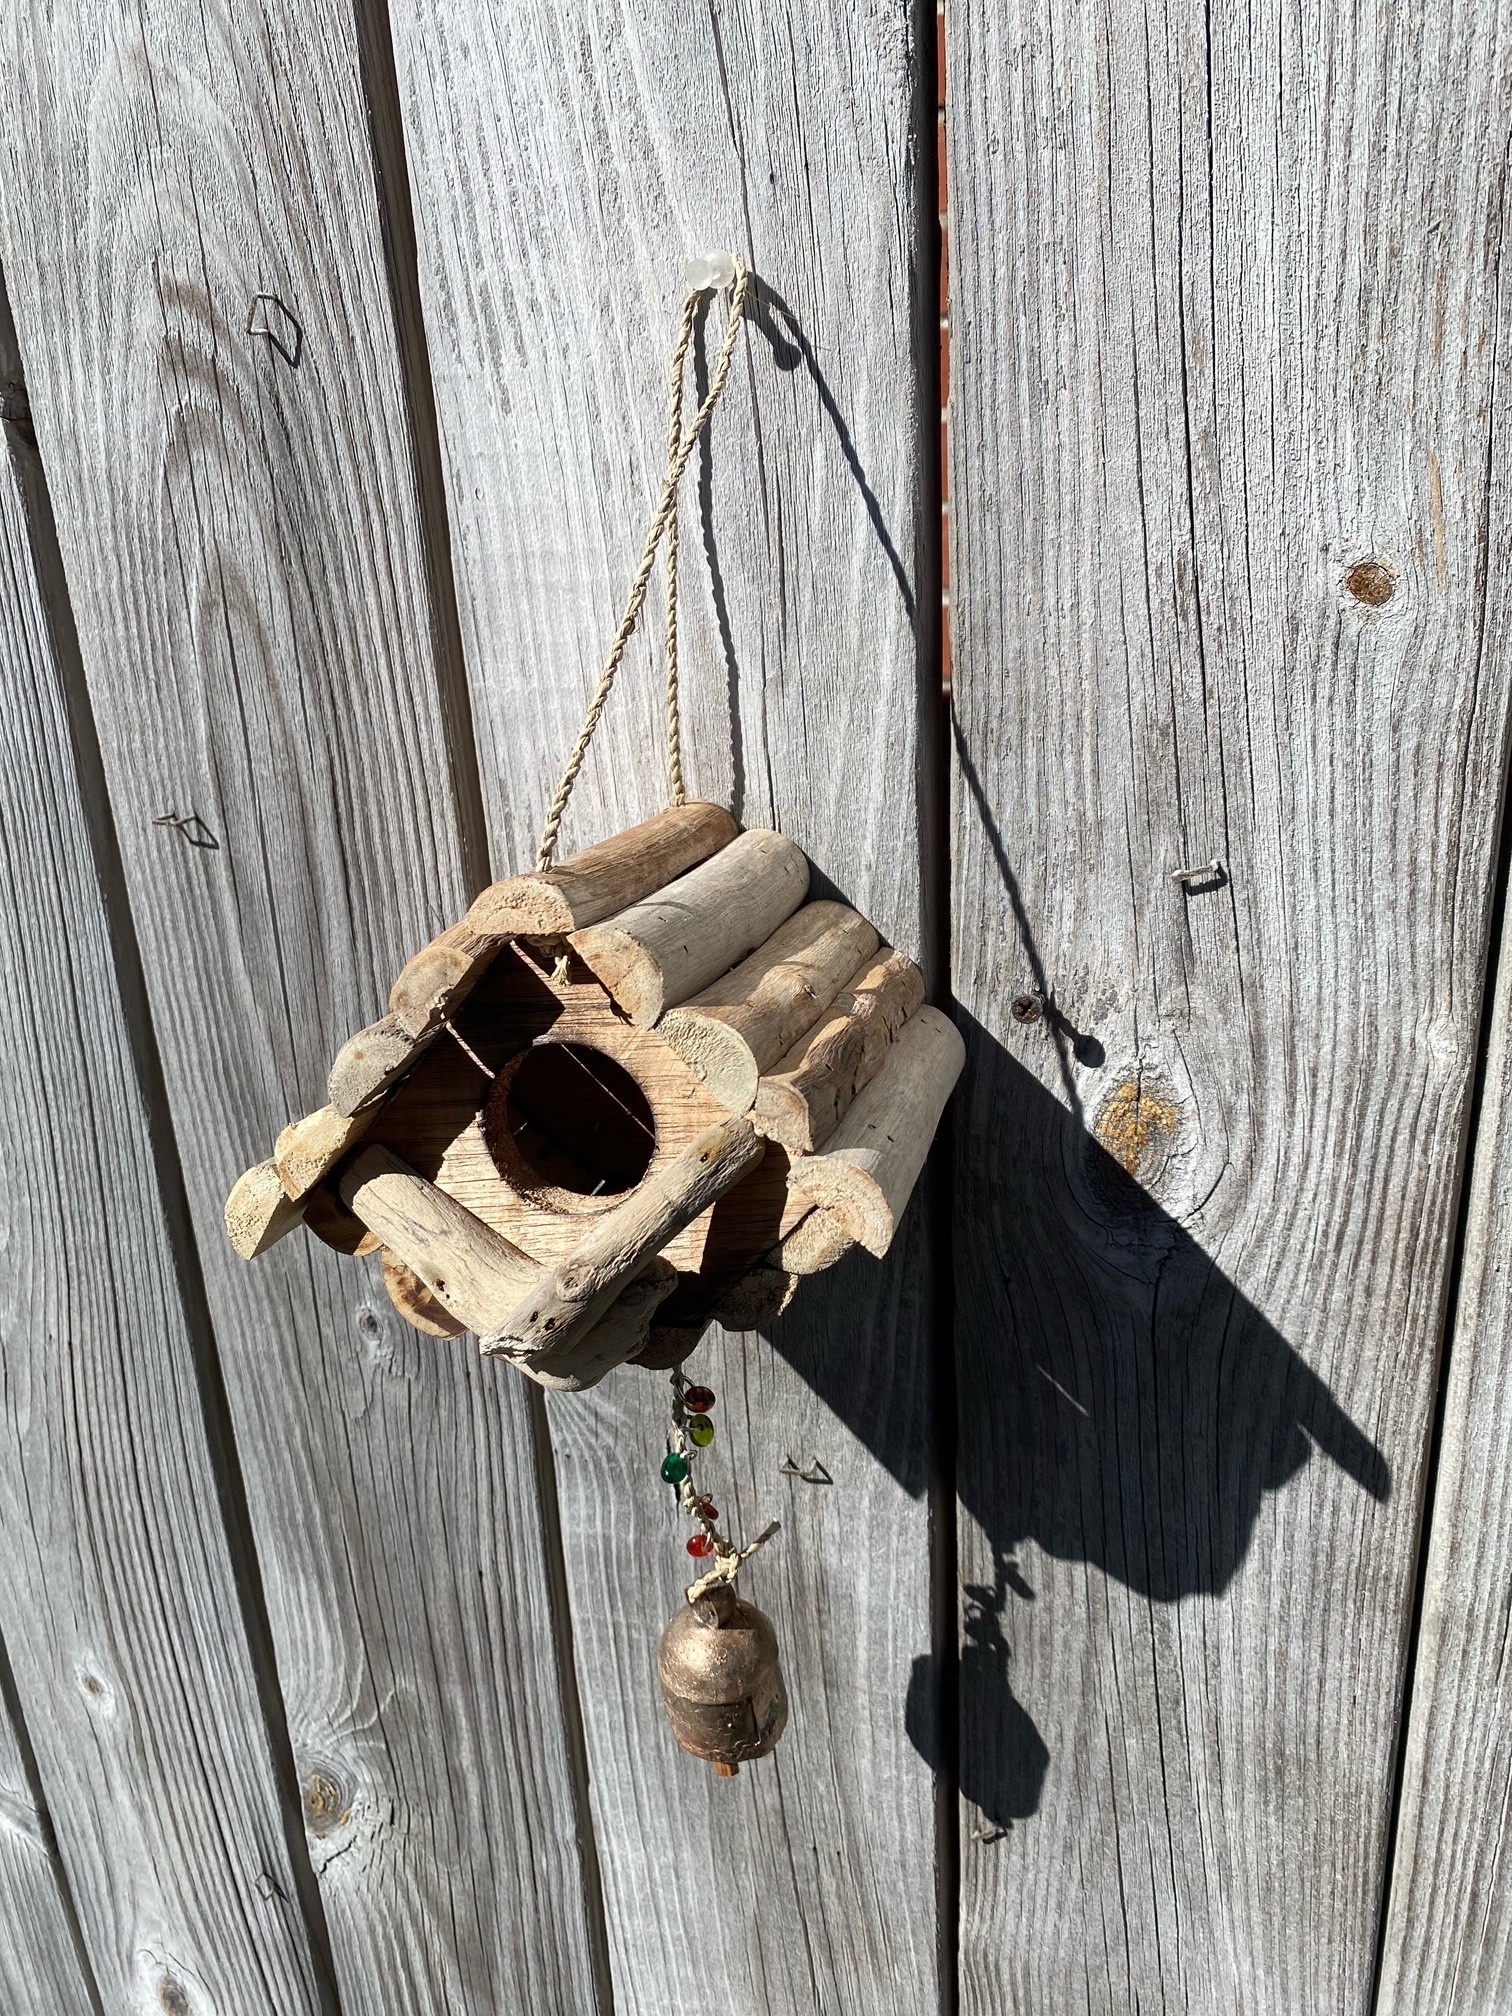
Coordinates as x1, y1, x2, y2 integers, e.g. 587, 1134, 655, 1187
0, 1674, 96, 2016
948, 0, 1512, 2010
389, 3, 939, 2009
1378, 745, 1512, 2003
0, 7, 603, 2010
0, 312, 328, 2010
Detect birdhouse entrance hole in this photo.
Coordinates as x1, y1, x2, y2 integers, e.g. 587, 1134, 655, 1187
491, 1041, 657, 1199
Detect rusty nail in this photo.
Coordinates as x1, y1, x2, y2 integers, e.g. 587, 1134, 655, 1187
1010, 993, 1042, 1026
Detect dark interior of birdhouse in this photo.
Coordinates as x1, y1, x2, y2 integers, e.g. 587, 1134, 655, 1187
486, 1040, 658, 1197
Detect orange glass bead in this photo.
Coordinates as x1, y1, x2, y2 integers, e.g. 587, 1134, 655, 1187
686, 1532, 715, 1558
684, 1385, 716, 1413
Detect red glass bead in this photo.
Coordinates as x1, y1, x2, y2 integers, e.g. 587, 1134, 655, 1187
686, 1532, 715, 1559
683, 1385, 716, 1413
696, 1498, 718, 1522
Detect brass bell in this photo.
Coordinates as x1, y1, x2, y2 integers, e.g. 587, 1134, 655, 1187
657, 1582, 788, 1776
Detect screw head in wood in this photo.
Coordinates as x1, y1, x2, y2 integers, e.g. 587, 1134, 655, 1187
1010, 993, 1042, 1025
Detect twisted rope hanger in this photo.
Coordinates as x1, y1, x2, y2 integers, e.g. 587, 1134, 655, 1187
534, 253, 754, 872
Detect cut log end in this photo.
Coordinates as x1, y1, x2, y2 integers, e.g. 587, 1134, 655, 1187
274, 1104, 370, 1200
776, 1208, 857, 1276
465, 875, 575, 939
466, 801, 739, 937
225, 1160, 304, 1259
786, 1162, 895, 1257
565, 925, 664, 1026
656, 1009, 760, 1113
328, 1013, 427, 1118
388, 922, 504, 1037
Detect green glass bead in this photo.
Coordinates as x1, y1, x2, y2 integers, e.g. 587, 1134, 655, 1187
660, 1452, 690, 1485
687, 1414, 715, 1448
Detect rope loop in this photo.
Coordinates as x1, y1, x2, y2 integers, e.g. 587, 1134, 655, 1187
534, 254, 752, 871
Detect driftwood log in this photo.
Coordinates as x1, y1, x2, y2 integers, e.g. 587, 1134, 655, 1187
340, 1144, 539, 1332
658, 901, 879, 1112
274, 1104, 372, 1199
224, 1160, 304, 1259
466, 800, 737, 938
753, 948, 926, 1154
570, 829, 810, 1026
483, 1117, 766, 1360
785, 1007, 964, 1256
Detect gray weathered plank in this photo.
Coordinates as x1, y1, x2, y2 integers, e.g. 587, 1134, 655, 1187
389, 3, 940, 2007
1377, 857, 1512, 1997
0, 6, 603, 2009
947, 0, 1512, 2009
0, 289, 329, 2012
0, 1664, 98, 2016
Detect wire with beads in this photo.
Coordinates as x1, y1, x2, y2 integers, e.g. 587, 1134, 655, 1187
659, 1369, 779, 1597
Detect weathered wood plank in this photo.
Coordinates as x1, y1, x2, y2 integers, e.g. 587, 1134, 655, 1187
0, 1664, 99, 2016
948, 0, 1512, 2009
1377, 893, 1512, 2003
0, 283, 331, 2011
389, 2, 940, 2006
0, 6, 604, 2009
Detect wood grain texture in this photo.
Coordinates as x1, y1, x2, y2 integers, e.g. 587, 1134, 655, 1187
0, 357, 327, 2008
0, 1678, 97, 2016
0, 6, 606, 2009
389, 1, 940, 2007
1377, 857, 1512, 2005
948, 1, 1512, 2009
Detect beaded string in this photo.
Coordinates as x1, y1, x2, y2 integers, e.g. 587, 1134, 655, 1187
658, 1369, 779, 1600
535, 253, 753, 872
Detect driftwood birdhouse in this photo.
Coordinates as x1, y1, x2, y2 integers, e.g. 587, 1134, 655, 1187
225, 801, 963, 1388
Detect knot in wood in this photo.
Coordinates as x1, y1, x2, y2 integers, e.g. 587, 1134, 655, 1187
302, 1766, 351, 1837
1344, 558, 1397, 606
1089, 1072, 1183, 1212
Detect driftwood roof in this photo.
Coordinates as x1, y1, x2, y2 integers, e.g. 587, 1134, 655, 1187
225, 803, 962, 1386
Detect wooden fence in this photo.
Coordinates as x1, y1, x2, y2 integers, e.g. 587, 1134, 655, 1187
0, 2, 1508, 2011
